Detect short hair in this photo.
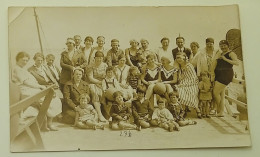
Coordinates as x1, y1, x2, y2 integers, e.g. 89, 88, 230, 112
136, 85, 147, 94
176, 52, 188, 62
46, 54, 55, 60
16, 51, 30, 62
129, 66, 139, 74
111, 39, 119, 43
73, 67, 84, 75
176, 36, 185, 41
74, 35, 81, 39
200, 71, 209, 77
66, 37, 76, 45
33, 52, 44, 60
169, 91, 179, 98
190, 42, 200, 48
97, 36, 105, 41
160, 37, 170, 43
206, 37, 214, 43
79, 93, 91, 103
219, 40, 229, 47
113, 91, 123, 99
129, 39, 139, 45
84, 36, 94, 43
157, 97, 166, 104
94, 51, 104, 57
118, 54, 126, 61
140, 39, 149, 44
146, 54, 156, 60
106, 66, 114, 73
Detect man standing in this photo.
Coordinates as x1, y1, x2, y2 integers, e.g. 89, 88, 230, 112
106, 39, 124, 66
74, 35, 84, 51
172, 36, 192, 60
137, 39, 157, 65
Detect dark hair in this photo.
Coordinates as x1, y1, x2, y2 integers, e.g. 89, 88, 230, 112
113, 91, 123, 99
106, 66, 114, 73
33, 52, 44, 61
157, 97, 166, 104
219, 40, 229, 47
176, 36, 185, 41
73, 67, 84, 75
16, 51, 30, 62
136, 85, 147, 94
111, 39, 119, 43
46, 54, 55, 60
84, 36, 94, 43
200, 71, 209, 77
118, 54, 126, 61
161, 37, 170, 43
95, 51, 104, 57
146, 54, 156, 60
169, 91, 179, 98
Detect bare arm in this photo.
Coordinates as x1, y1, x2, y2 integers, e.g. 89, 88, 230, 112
222, 52, 239, 66
125, 48, 134, 67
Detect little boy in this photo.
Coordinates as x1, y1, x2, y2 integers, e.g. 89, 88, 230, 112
150, 97, 180, 132
132, 85, 154, 128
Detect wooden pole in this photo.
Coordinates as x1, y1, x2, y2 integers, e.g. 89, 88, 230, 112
33, 7, 44, 54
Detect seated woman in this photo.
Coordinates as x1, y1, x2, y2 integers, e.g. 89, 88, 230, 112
63, 68, 90, 124
87, 51, 108, 122
174, 52, 201, 118
125, 39, 139, 67
211, 40, 239, 117
160, 56, 178, 100
12, 51, 62, 131
141, 54, 161, 102
114, 54, 134, 101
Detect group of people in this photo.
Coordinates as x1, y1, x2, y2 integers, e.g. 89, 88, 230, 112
11, 34, 239, 132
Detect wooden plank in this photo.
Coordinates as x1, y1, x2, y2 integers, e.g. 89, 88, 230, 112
17, 117, 37, 136
30, 122, 44, 149
25, 127, 37, 145
10, 85, 55, 116
232, 78, 245, 86
225, 95, 247, 109
37, 89, 55, 127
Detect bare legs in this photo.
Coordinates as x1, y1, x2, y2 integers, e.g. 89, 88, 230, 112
213, 81, 226, 116
93, 102, 107, 122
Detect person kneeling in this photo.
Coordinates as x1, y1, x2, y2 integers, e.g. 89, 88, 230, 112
74, 94, 104, 130
110, 91, 140, 131
150, 98, 180, 132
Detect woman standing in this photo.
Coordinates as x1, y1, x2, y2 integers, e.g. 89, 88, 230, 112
60, 38, 87, 91
82, 36, 94, 65
125, 39, 139, 67
211, 40, 239, 117
189, 42, 200, 62
174, 52, 201, 118
87, 51, 108, 122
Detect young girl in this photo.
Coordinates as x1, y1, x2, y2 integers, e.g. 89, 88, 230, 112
74, 93, 104, 130
198, 71, 212, 118
132, 85, 153, 128
167, 91, 197, 126
150, 98, 180, 132
110, 91, 141, 131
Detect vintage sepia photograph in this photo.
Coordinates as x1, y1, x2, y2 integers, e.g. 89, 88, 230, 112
9, 5, 251, 152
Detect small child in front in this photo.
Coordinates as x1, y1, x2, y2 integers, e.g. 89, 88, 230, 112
110, 91, 141, 131
132, 85, 153, 129
151, 98, 180, 132
198, 71, 212, 118
74, 93, 104, 130
167, 91, 197, 126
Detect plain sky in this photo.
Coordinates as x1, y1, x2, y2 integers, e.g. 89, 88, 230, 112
8, 6, 240, 68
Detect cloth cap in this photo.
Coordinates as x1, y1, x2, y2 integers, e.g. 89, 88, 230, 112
206, 38, 214, 43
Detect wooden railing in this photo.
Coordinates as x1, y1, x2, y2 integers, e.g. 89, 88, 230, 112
224, 78, 247, 119
10, 85, 55, 151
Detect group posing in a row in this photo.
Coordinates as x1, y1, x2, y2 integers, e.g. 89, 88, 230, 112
11, 35, 239, 132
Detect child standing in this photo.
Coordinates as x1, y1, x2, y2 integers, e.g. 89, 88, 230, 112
198, 71, 212, 118
132, 85, 154, 128
168, 91, 197, 126
74, 93, 104, 130
110, 91, 141, 131
150, 98, 180, 132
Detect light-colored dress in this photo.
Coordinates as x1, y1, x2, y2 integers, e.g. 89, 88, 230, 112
12, 65, 62, 118
88, 62, 108, 102
76, 105, 97, 122
152, 108, 174, 124
175, 63, 199, 108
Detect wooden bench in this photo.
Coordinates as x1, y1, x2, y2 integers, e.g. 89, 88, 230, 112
10, 85, 55, 151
